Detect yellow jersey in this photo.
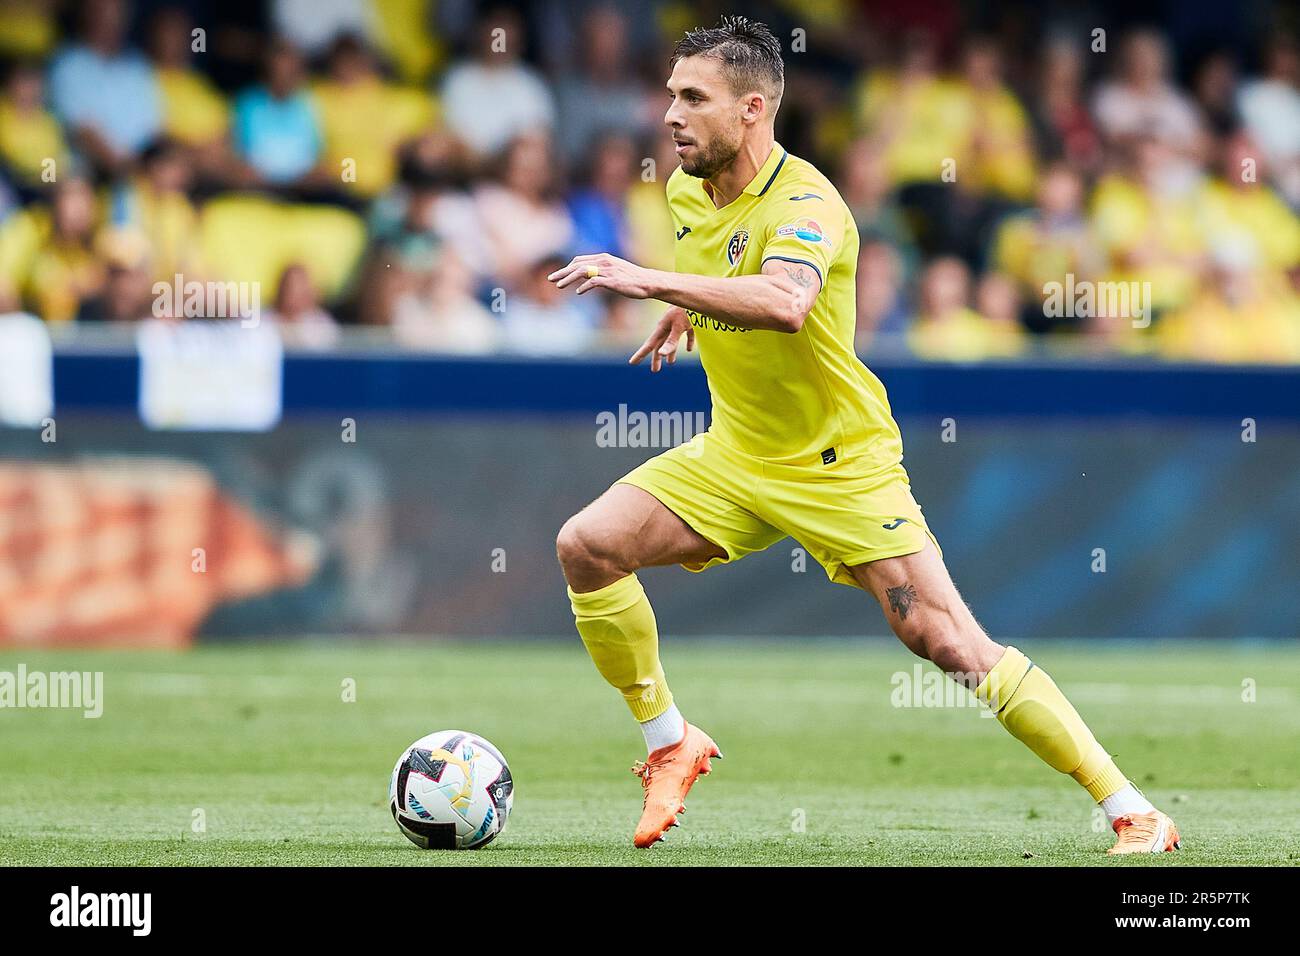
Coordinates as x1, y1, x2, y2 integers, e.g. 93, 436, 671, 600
665, 142, 902, 471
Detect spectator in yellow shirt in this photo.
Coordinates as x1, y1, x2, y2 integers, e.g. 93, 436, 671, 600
858, 32, 1034, 261
1198, 130, 1300, 276
312, 34, 436, 199
908, 257, 1027, 361
1157, 260, 1300, 364
146, 8, 230, 170
0, 61, 68, 192
15, 177, 107, 323
109, 138, 202, 283
0, 0, 58, 60
79, 226, 156, 323
976, 271, 1030, 339
956, 36, 1036, 203
856, 30, 968, 191
991, 162, 1106, 332
857, 33, 1034, 203
1090, 137, 1208, 314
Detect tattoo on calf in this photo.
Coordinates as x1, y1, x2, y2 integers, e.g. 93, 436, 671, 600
887, 583, 918, 620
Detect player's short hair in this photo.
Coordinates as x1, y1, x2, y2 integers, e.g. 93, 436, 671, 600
672, 15, 784, 111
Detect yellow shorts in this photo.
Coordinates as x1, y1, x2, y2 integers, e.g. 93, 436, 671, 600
617, 431, 940, 589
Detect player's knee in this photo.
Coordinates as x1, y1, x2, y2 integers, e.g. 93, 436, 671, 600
556, 514, 628, 583
923, 632, 970, 676
915, 616, 986, 677
555, 516, 590, 573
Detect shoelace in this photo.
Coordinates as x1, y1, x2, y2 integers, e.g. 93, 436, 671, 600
631, 757, 672, 811
1113, 814, 1157, 843
631, 759, 661, 783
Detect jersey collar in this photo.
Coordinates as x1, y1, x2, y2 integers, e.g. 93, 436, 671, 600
742, 142, 788, 197
700, 142, 788, 208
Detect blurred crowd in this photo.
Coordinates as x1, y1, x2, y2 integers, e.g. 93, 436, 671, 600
0, 0, 1298, 363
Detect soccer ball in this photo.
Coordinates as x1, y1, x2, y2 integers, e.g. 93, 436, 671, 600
389, 730, 514, 850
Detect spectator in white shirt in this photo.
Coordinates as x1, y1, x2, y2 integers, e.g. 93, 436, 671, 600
48, 0, 161, 177
1093, 31, 1202, 147
1092, 30, 1206, 192
1238, 35, 1300, 205
474, 131, 574, 292
500, 254, 597, 355
440, 6, 555, 159
270, 0, 377, 59
553, 6, 654, 163
392, 249, 501, 354
266, 263, 341, 349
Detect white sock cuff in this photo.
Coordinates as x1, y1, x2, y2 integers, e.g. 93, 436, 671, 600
1100, 782, 1156, 823
640, 703, 685, 753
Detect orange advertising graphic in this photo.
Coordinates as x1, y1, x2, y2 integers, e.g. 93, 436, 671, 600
0, 459, 319, 647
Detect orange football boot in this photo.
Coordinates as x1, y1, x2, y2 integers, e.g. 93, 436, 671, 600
630, 722, 721, 848
1107, 810, 1182, 855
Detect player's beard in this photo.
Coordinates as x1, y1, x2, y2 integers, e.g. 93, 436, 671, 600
679, 130, 742, 180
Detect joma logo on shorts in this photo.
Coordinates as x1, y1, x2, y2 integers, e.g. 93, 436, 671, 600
881, 518, 909, 530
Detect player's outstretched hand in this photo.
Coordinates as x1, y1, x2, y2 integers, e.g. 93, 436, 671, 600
629, 306, 694, 372
547, 253, 658, 299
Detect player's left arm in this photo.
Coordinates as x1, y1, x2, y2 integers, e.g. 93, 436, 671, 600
546, 254, 820, 333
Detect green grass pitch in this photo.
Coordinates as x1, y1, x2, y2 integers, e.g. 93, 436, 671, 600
2, 640, 1297, 866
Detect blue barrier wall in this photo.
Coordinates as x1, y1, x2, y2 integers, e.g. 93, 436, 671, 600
5, 350, 1298, 640
49, 351, 1300, 420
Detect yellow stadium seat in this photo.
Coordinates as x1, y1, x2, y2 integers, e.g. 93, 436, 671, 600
198, 196, 367, 302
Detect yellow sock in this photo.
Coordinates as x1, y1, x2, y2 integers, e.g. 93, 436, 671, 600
568, 573, 673, 722
975, 646, 1127, 801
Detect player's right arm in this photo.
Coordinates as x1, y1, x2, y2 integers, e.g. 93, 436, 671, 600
627, 260, 817, 369
549, 252, 815, 334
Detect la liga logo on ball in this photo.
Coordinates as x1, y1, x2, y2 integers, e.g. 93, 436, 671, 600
726, 228, 749, 265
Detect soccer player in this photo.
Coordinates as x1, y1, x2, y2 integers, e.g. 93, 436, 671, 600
548, 16, 1180, 854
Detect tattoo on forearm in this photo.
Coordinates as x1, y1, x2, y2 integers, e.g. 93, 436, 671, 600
887, 583, 918, 620
782, 265, 815, 289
